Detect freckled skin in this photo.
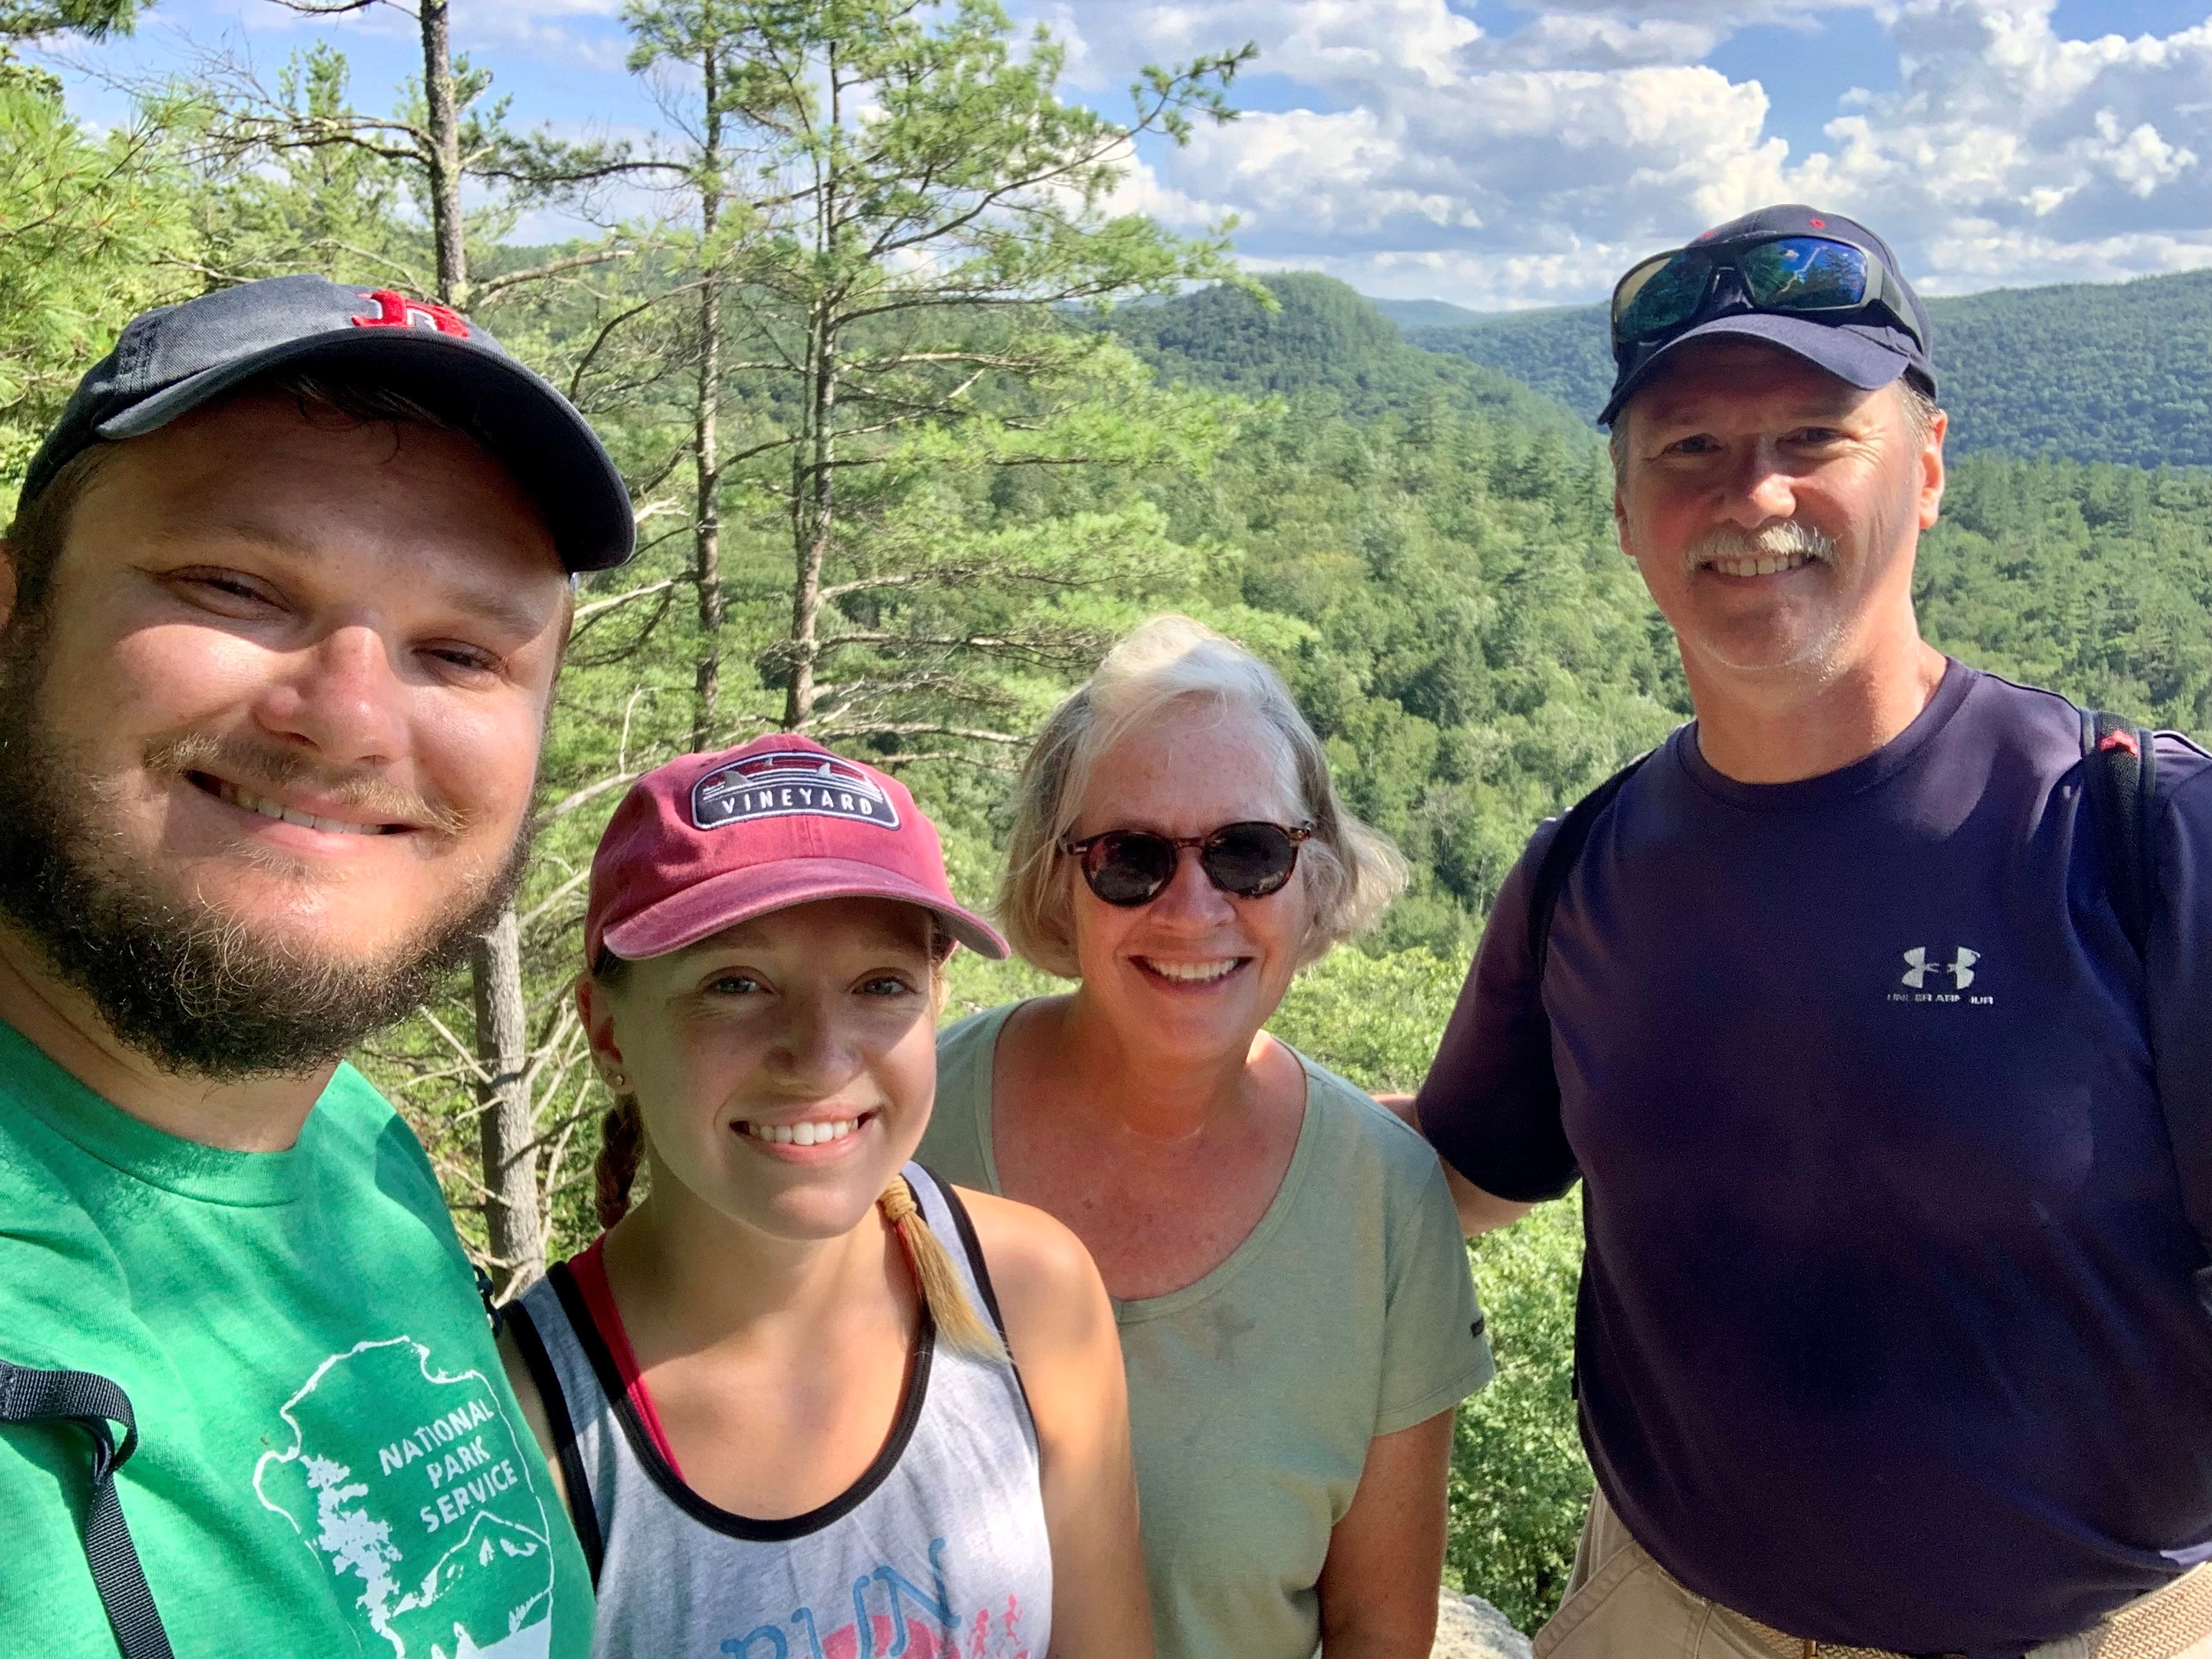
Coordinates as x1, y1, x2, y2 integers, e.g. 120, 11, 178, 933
579, 898, 943, 1246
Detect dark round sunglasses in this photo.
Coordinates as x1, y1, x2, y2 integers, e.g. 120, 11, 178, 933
1610, 234, 1925, 352
1060, 820, 1315, 908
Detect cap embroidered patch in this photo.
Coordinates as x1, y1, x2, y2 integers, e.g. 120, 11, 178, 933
691, 749, 903, 831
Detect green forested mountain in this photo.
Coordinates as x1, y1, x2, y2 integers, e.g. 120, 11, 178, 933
1110, 275, 1686, 948
1109, 271, 1586, 434
1398, 266, 2212, 468
1370, 295, 1491, 331
14, 0, 2212, 1619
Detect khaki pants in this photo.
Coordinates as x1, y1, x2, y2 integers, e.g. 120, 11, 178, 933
1533, 1489, 2212, 1659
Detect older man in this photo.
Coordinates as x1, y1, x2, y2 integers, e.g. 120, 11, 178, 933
1415, 207, 2212, 1658
0, 278, 632, 1658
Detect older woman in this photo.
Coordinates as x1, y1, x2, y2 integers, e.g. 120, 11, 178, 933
920, 615, 1492, 1659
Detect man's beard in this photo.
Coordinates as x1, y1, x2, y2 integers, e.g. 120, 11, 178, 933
0, 615, 530, 1081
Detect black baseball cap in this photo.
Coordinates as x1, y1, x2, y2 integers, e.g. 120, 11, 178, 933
18, 274, 635, 571
1599, 204, 1935, 428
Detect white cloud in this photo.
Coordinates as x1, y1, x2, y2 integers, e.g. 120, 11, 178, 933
1026, 0, 2212, 305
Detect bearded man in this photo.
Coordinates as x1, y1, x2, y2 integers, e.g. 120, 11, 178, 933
1412, 208, 2212, 1658
0, 278, 633, 1658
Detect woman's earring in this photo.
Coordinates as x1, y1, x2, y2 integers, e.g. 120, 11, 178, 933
607, 1071, 627, 1090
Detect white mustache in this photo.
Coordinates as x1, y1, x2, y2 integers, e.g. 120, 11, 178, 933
1683, 520, 1840, 576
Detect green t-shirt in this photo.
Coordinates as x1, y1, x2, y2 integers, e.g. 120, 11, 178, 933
0, 1019, 594, 1659
922, 1003, 1494, 1659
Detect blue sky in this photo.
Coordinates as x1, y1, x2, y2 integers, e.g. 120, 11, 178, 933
39, 0, 2212, 310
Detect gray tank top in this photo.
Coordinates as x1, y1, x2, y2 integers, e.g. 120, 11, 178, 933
510, 1163, 1052, 1659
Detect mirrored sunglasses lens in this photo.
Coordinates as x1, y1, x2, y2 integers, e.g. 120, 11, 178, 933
1615, 254, 1711, 342
1088, 833, 1177, 905
1201, 824, 1297, 897
1738, 238, 1867, 311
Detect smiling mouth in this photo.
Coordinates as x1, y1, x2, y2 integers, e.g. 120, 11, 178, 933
1136, 956, 1246, 986
191, 773, 403, 836
1703, 550, 1818, 578
736, 1110, 876, 1148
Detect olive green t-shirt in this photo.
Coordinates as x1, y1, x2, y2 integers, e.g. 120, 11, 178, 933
0, 1019, 595, 1659
922, 1004, 1494, 1659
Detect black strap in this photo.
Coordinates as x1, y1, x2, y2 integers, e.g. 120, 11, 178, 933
1528, 752, 1653, 980
2075, 711, 2212, 1266
2080, 708, 2160, 958
0, 1360, 175, 1659
501, 1300, 604, 1585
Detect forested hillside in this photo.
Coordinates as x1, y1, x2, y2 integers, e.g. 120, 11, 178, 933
1400, 266, 2212, 468
11, 0, 2212, 1627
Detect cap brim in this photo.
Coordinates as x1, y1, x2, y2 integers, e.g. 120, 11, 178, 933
602, 859, 1011, 962
1598, 312, 1914, 427
96, 329, 633, 572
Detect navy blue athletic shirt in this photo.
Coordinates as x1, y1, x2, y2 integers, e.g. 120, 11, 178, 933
1418, 661, 2212, 1657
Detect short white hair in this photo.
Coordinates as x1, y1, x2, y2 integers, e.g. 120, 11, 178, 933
996, 614, 1407, 978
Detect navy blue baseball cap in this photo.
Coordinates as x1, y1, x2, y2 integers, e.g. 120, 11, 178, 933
1598, 204, 1935, 428
19, 274, 635, 571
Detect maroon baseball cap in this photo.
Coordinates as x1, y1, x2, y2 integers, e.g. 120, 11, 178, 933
585, 734, 1008, 963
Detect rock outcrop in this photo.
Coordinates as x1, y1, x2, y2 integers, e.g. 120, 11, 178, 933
1430, 1589, 1534, 1659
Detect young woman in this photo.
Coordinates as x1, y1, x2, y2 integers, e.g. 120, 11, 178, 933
499, 735, 1149, 1659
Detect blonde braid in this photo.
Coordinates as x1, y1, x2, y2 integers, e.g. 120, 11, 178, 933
878, 1179, 1004, 1361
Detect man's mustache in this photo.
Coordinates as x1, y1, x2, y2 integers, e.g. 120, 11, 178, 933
1682, 520, 1840, 577
144, 731, 471, 837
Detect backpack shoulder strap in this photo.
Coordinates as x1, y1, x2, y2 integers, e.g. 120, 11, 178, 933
0, 1360, 174, 1659
2080, 708, 2160, 958
2074, 711, 2212, 1259
1529, 751, 1655, 979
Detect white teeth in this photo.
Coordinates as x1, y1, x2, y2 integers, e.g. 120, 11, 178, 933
1143, 958, 1240, 984
217, 781, 384, 835
744, 1117, 862, 1147
1708, 551, 1811, 579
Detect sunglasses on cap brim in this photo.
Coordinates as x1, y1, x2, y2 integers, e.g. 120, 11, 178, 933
1610, 234, 1925, 353
1059, 821, 1315, 908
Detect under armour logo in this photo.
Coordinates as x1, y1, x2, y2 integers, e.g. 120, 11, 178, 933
350, 289, 470, 337
1902, 946, 1979, 990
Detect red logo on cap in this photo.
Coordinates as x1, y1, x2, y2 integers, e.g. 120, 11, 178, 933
1809, 217, 1827, 228
350, 290, 470, 337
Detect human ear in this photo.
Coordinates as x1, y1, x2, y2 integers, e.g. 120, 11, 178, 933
1917, 407, 1948, 531
577, 973, 630, 1090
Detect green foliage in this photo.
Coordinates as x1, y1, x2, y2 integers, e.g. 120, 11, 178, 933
1403, 266, 2212, 467
1269, 946, 1463, 1092
0, 80, 196, 498
1917, 455, 2212, 728
32, 7, 2212, 1626
1454, 1200, 1588, 1632
1115, 273, 1583, 435
1120, 275, 1687, 951
1, 0, 140, 49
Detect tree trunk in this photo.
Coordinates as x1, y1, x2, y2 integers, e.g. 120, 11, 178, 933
782, 306, 834, 731
691, 49, 723, 753
470, 907, 544, 1294
419, 0, 468, 307
692, 308, 723, 750
419, 0, 535, 1293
